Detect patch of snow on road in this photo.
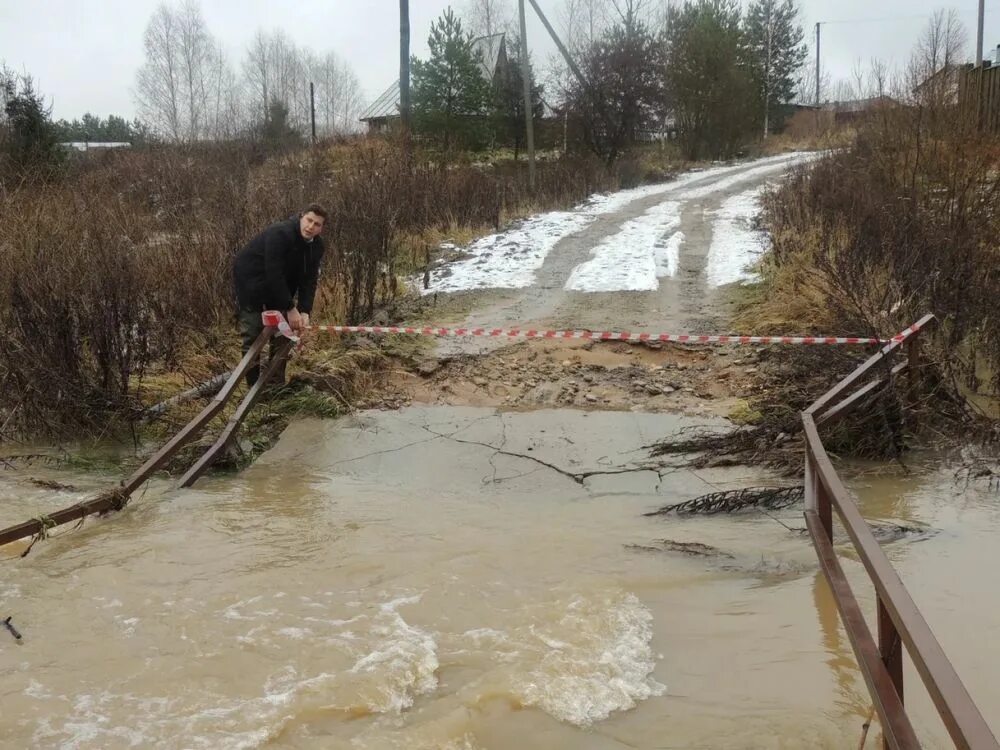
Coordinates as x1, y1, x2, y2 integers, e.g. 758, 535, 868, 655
422, 152, 815, 294
421, 210, 596, 293
705, 185, 770, 287
655, 231, 685, 279
564, 201, 681, 292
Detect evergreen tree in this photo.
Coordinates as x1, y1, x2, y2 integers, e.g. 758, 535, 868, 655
744, 0, 806, 136
412, 8, 491, 154
1, 72, 62, 172
52, 113, 155, 144
261, 97, 301, 147
663, 0, 757, 159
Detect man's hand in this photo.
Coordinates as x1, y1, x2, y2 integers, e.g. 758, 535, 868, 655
287, 308, 304, 332
300, 313, 310, 330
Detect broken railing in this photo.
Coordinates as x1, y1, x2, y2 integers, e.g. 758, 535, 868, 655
803, 313, 998, 749
0, 323, 289, 549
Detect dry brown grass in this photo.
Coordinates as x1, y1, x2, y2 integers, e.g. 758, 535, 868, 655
0, 138, 621, 439
747, 102, 1000, 422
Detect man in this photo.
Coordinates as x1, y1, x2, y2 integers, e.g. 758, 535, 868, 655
233, 204, 327, 387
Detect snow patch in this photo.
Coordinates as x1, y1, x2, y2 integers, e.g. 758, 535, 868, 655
705, 185, 770, 287
422, 152, 815, 294
564, 201, 681, 291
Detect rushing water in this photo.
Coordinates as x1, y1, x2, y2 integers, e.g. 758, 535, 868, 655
1, 407, 997, 749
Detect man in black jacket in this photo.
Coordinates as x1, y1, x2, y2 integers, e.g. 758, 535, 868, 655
233, 204, 327, 386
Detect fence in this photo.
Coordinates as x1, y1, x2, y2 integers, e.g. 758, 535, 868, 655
959, 63, 1000, 133
803, 313, 999, 749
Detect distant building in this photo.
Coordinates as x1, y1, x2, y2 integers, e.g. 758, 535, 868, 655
59, 141, 132, 152
360, 32, 508, 134
824, 96, 898, 125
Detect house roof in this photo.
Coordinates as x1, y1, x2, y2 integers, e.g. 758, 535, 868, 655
59, 141, 131, 151
359, 80, 401, 121
360, 32, 506, 122
472, 32, 506, 80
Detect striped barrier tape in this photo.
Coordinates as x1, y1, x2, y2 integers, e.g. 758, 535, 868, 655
264, 313, 926, 346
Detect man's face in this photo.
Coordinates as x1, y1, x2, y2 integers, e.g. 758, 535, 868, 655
300, 211, 325, 240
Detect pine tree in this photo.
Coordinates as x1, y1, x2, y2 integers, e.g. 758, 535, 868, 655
1, 73, 62, 172
412, 8, 492, 154
744, 0, 806, 136
663, 0, 756, 160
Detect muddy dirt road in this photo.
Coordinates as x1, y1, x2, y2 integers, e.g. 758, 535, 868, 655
423, 152, 814, 342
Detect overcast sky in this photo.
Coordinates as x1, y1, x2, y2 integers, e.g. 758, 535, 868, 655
1, 0, 997, 121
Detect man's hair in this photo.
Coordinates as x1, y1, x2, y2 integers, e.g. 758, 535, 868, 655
302, 203, 329, 220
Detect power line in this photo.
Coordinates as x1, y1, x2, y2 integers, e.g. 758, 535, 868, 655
818, 8, 996, 26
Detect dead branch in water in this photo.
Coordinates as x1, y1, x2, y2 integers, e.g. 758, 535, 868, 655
644, 486, 804, 516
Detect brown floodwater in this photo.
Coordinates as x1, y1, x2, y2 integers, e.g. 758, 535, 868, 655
1, 406, 997, 749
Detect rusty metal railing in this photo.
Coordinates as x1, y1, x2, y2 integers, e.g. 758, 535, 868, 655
803, 313, 999, 749
0, 326, 285, 549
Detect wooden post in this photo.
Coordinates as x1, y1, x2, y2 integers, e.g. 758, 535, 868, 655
309, 81, 316, 144
400, 0, 412, 143
879, 597, 904, 750
519, 0, 536, 191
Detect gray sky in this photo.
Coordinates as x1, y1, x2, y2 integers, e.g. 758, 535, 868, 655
0, 0, 997, 121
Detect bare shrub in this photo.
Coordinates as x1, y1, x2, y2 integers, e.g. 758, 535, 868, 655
0, 138, 616, 438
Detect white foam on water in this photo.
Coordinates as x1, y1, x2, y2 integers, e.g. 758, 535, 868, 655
349, 594, 440, 713
705, 185, 770, 287
511, 592, 665, 726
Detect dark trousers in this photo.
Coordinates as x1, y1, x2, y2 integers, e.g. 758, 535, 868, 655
238, 307, 287, 387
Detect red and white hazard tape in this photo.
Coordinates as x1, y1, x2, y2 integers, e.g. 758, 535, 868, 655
302, 324, 906, 346
264, 311, 926, 346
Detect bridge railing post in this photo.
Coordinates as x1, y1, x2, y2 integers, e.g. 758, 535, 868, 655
879, 597, 904, 750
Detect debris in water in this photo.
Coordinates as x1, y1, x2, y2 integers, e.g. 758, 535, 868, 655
3, 616, 22, 641
626, 539, 734, 559
27, 478, 78, 492
644, 486, 804, 516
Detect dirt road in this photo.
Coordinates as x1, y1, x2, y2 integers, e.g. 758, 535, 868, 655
423, 152, 814, 340
380, 153, 816, 416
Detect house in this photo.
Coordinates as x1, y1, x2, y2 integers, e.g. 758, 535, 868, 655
360, 32, 508, 134
825, 96, 898, 125
58, 141, 131, 152
914, 64, 963, 105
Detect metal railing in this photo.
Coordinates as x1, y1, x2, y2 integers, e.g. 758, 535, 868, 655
803, 313, 999, 749
0, 326, 287, 549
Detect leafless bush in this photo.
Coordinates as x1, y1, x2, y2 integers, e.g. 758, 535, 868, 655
0, 138, 615, 438
760, 57, 1000, 405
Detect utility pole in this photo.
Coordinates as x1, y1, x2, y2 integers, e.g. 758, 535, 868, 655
976, 0, 985, 66
527, 0, 589, 94
815, 22, 821, 107
309, 81, 316, 144
526, 0, 614, 143
400, 0, 412, 140
763, 7, 773, 139
519, 0, 536, 190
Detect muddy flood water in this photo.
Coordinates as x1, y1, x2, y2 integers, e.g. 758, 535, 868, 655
2, 405, 998, 749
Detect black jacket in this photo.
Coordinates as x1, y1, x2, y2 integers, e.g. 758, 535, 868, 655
233, 217, 325, 314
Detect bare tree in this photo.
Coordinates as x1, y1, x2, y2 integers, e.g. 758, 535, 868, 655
909, 9, 967, 108
136, 4, 183, 140
243, 30, 271, 122
560, 0, 609, 52
135, 1, 224, 141
609, 0, 654, 33
795, 44, 829, 104
462, 0, 515, 38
